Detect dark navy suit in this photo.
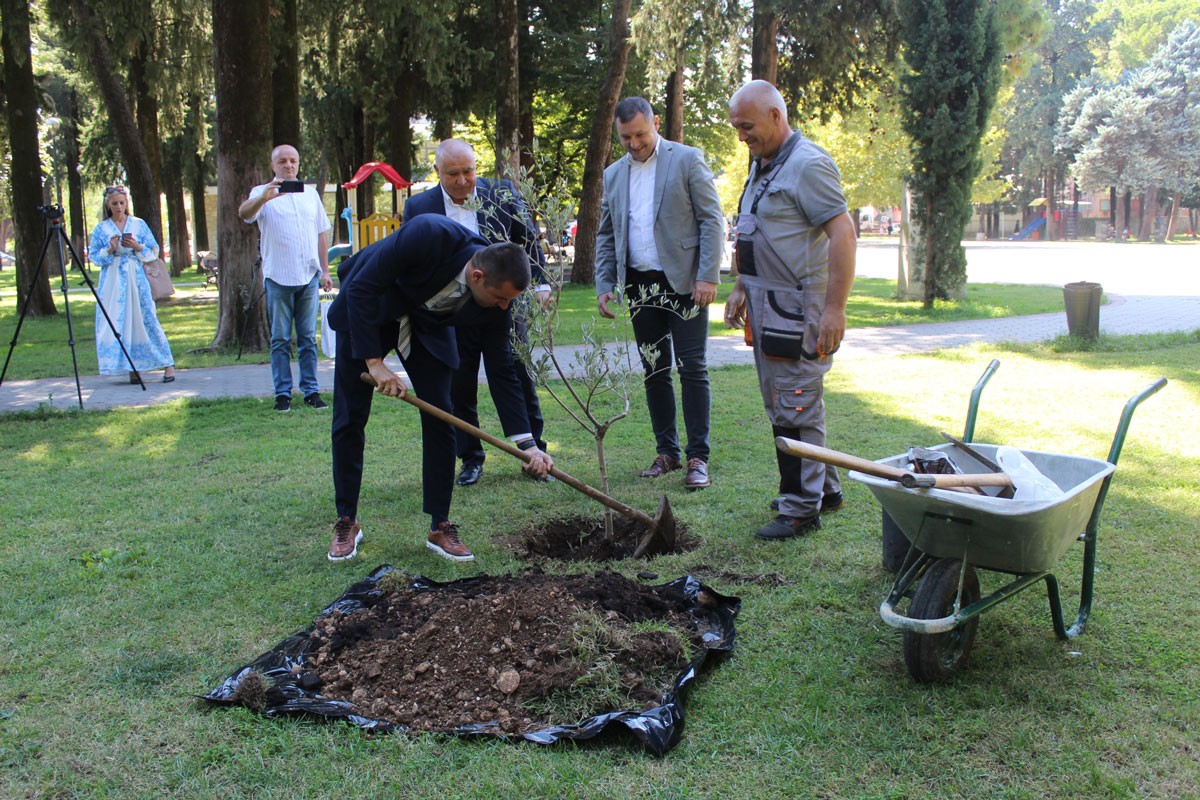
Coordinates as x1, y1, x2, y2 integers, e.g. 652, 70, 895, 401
328, 215, 505, 524
403, 178, 547, 469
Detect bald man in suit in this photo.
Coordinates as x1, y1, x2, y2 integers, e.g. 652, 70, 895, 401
403, 139, 551, 488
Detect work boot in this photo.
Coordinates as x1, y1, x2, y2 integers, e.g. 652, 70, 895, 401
755, 514, 821, 540
427, 521, 474, 562
639, 453, 682, 478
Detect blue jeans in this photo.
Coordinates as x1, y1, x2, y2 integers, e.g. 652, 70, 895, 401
265, 275, 320, 397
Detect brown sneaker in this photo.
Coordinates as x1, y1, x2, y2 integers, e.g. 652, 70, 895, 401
684, 458, 711, 490
639, 453, 682, 478
426, 521, 475, 562
328, 517, 362, 561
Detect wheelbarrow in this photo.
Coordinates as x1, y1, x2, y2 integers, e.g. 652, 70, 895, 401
852, 375, 1166, 682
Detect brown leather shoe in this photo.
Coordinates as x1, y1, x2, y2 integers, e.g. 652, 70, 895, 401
426, 521, 475, 562
328, 517, 362, 561
639, 453, 682, 478
684, 458, 711, 490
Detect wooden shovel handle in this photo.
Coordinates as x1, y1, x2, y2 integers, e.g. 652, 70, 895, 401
360, 373, 657, 527
775, 437, 1014, 491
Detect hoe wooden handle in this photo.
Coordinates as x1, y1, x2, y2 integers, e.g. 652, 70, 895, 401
775, 437, 1014, 492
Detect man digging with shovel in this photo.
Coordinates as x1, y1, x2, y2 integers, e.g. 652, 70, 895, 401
326, 215, 554, 563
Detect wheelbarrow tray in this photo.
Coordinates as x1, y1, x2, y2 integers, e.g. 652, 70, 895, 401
850, 443, 1115, 574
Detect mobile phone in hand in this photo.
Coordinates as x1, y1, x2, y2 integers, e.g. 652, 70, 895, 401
279, 180, 305, 193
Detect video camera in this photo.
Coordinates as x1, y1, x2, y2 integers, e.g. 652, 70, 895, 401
37, 204, 65, 221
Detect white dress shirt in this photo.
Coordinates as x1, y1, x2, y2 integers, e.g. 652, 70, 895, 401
441, 188, 480, 234
627, 141, 662, 273
244, 184, 331, 286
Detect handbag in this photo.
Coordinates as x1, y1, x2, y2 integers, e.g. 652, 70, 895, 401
320, 292, 337, 358
143, 258, 175, 301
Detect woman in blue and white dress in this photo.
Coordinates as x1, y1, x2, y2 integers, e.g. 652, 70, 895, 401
89, 186, 176, 383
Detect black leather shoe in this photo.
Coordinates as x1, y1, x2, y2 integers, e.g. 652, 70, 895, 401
456, 463, 484, 486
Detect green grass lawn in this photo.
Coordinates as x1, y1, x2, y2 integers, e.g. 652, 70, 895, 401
0, 263, 1064, 380
1, 333, 1197, 798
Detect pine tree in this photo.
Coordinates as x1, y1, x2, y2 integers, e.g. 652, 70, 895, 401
901, 0, 1003, 305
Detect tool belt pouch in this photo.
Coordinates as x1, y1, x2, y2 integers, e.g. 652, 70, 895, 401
759, 288, 808, 360
734, 214, 759, 276
733, 238, 757, 276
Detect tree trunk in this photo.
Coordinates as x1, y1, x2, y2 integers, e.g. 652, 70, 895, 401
131, 43, 163, 196
1042, 171, 1056, 242
751, 2, 779, 83
1138, 186, 1156, 241
211, 0, 273, 350
1166, 191, 1181, 240
518, 0, 537, 177
1, 0, 56, 315
571, 0, 633, 286
188, 94, 210, 253
387, 72, 416, 182
352, 105, 373, 217
62, 89, 88, 260
68, 0, 161, 249
190, 155, 210, 254
271, 0, 301, 147
663, 50, 685, 143
922, 194, 936, 308
162, 138, 192, 275
495, 0, 521, 177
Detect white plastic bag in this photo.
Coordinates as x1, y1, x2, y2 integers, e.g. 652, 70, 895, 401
995, 446, 1064, 501
319, 294, 337, 358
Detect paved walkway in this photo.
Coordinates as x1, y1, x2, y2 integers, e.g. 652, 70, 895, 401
2, 292, 1196, 413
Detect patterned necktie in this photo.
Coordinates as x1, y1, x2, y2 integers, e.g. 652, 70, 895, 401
396, 279, 468, 358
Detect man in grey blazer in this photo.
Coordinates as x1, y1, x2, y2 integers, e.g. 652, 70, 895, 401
596, 97, 726, 489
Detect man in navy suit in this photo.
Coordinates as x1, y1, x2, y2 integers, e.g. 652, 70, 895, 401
403, 139, 551, 488
326, 215, 553, 563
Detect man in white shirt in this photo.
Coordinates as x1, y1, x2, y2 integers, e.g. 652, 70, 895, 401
595, 98, 726, 490
238, 144, 333, 412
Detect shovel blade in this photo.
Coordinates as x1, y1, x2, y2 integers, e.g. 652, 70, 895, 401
632, 495, 677, 559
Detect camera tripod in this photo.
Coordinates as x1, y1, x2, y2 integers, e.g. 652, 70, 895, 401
0, 205, 144, 409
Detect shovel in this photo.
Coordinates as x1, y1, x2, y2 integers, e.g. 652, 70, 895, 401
940, 431, 1017, 499
775, 437, 1015, 492
361, 373, 677, 558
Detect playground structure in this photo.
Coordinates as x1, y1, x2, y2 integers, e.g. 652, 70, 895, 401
1010, 214, 1046, 241
330, 162, 412, 261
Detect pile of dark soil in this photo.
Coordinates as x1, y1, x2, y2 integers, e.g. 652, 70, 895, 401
205, 567, 739, 753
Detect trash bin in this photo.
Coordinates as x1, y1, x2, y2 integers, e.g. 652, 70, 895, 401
1063, 281, 1102, 339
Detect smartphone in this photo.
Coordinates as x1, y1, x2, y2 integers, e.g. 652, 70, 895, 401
279, 180, 305, 193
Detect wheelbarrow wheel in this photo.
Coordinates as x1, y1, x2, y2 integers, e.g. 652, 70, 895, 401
903, 558, 980, 683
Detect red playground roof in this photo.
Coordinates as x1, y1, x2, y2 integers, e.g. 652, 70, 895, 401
342, 162, 412, 190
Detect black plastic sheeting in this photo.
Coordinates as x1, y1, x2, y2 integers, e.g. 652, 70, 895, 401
203, 565, 740, 755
